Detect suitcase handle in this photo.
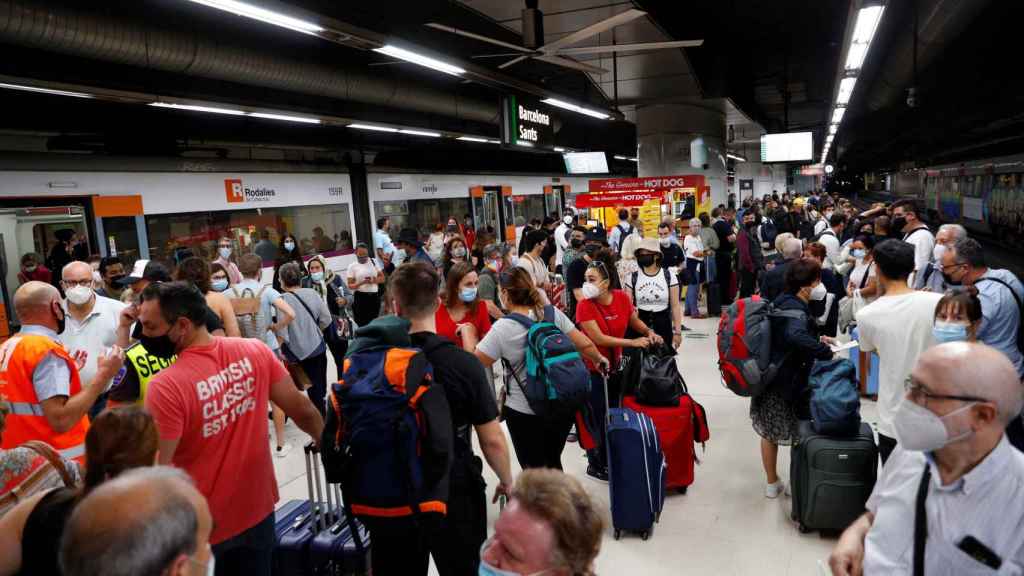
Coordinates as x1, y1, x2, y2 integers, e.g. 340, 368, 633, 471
303, 442, 367, 553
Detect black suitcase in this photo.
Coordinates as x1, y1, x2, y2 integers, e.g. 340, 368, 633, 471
790, 421, 877, 534
706, 283, 721, 317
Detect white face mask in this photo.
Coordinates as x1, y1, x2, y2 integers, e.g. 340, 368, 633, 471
933, 243, 947, 263
892, 396, 976, 452
809, 282, 827, 301
659, 237, 671, 247
581, 281, 602, 300
66, 285, 94, 305
563, 215, 573, 225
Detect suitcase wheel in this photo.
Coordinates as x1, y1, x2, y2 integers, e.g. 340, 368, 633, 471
676, 486, 688, 495
641, 530, 650, 541
614, 529, 621, 540
797, 523, 812, 534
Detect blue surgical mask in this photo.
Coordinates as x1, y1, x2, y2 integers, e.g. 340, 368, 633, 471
211, 279, 229, 292
933, 321, 968, 344
851, 249, 866, 259
478, 540, 550, 576
218, 247, 232, 260
284, 241, 296, 252
460, 287, 478, 303
311, 271, 324, 282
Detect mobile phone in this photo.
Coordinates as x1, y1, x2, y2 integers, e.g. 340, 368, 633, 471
957, 536, 1001, 569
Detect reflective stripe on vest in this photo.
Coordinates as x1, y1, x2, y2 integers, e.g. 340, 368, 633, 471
7, 402, 44, 416
124, 344, 176, 403
58, 443, 86, 460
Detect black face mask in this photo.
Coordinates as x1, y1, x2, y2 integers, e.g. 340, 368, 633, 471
54, 305, 66, 334
892, 216, 907, 231
744, 221, 756, 229
808, 298, 827, 318
942, 269, 963, 287
109, 274, 126, 286
134, 321, 179, 359
583, 243, 601, 257
637, 254, 657, 268
570, 238, 584, 249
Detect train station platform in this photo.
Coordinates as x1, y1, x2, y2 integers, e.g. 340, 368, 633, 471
270, 315, 880, 575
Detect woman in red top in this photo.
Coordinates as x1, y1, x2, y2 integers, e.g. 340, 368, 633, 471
575, 256, 663, 481
435, 262, 492, 353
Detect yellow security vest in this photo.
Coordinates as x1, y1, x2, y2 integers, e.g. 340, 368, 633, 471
124, 342, 177, 404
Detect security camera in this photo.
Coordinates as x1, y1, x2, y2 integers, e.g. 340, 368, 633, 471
906, 87, 917, 109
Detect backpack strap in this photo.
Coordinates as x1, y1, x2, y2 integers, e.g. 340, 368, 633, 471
630, 271, 638, 303
541, 305, 555, 324
858, 262, 873, 290
504, 312, 535, 331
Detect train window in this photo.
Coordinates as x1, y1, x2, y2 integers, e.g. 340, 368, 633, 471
374, 198, 471, 238
145, 203, 353, 265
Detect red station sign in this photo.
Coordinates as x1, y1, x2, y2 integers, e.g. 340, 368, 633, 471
575, 175, 707, 208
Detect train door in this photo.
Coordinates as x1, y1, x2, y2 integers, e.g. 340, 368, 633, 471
470, 185, 515, 245
0, 206, 89, 332
543, 184, 571, 215
92, 196, 149, 264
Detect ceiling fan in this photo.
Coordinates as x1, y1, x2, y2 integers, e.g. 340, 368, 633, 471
426, 5, 703, 75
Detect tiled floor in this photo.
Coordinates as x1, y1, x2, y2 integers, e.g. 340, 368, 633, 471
271, 315, 879, 575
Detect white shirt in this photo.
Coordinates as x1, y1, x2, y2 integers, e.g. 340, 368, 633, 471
864, 438, 1024, 574
814, 218, 829, 237
346, 260, 381, 293
554, 223, 571, 268
373, 228, 396, 268
516, 254, 551, 305
683, 234, 704, 260
59, 295, 126, 391
818, 229, 843, 271
856, 291, 943, 437
903, 227, 936, 287
624, 267, 677, 312
848, 260, 878, 304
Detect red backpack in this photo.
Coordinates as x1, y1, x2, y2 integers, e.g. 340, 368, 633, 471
716, 296, 803, 397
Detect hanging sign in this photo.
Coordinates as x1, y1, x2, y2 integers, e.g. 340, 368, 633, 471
501, 95, 555, 150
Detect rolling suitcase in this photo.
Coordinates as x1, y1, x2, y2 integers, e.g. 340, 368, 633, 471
623, 395, 695, 493
273, 444, 370, 575
706, 283, 722, 317
790, 421, 878, 534
605, 377, 666, 541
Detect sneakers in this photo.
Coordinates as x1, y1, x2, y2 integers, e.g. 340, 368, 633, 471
765, 480, 785, 499
275, 443, 294, 459
586, 465, 609, 483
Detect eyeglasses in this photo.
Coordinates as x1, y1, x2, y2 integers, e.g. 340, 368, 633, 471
587, 260, 608, 274
904, 376, 988, 406
61, 279, 93, 288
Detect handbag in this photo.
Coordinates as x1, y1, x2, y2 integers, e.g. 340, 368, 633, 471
635, 344, 685, 406
838, 262, 872, 332
0, 441, 78, 516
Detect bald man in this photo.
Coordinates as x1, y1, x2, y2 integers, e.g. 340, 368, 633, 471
60, 467, 214, 576
60, 261, 128, 417
830, 342, 1024, 575
0, 281, 123, 463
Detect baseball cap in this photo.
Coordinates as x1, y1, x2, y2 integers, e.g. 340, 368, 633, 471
119, 259, 172, 285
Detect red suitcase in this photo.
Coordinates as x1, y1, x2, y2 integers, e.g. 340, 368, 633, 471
623, 395, 695, 492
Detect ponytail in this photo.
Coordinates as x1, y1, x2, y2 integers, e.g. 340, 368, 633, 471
499, 266, 546, 316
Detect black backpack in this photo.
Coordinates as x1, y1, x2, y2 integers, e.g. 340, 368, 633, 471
617, 223, 635, 255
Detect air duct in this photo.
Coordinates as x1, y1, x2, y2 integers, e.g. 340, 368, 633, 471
0, 0, 500, 124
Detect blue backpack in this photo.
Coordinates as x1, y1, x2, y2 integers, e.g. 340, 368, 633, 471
322, 342, 453, 519
504, 305, 591, 420
808, 358, 861, 436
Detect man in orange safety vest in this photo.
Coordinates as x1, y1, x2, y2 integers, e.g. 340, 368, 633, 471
0, 281, 123, 465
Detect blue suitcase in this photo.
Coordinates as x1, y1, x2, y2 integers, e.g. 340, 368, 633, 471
605, 370, 666, 541
273, 444, 370, 575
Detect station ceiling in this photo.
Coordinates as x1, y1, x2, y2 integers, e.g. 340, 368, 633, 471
0, 0, 1017, 173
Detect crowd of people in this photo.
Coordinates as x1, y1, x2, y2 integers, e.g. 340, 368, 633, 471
2, 186, 1023, 574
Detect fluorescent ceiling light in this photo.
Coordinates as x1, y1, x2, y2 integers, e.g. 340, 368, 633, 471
458, 136, 490, 143
829, 124, 838, 135
185, 0, 323, 35
348, 123, 399, 132
851, 5, 885, 44
836, 77, 857, 105
515, 140, 535, 148
398, 129, 442, 137
727, 153, 747, 162
554, 147, 565, 152
541, 98, 610, 120
374, 45, 465, 77
249, 112, 320, 124
150, 102, 245, 115
613, 155, 638, 162
0, 82, 94, 99
844, 43, 869, 70
831, 107, 846, 124
487, 139, 501, 144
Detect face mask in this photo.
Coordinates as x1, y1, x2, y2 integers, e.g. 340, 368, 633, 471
310, 271, 324, 283
744, 221, 756, 229
570, 238, 583, 249
581, 281, 602, 300
563, 215, 573, 225
357, 256, 369, 264
211, 279, 229, 292
893, 396, 976, 451
583, 244, 600, 257
24, 265, 37, 273
659, 238, 671, 247
447, 224, 458, 233
933, 243, 947, 262
109, 274, 126, 286
460, 287, 478, 303
809, 282, 827, 301
824, 211, 834, 220
453, 247, 467, 258
478, 540, 549, 576
283, 241, 296, 252
53, 304, 66, 334
942, 267, 963, 287
637, 254, 657, 268
892, 216, 907, 231
66, 285, 94, 305
218, 247, 232, 259
138, 324, 180, 359
488, 259, 503, 272
933, 321, 969, 343
851, 249, 866, 259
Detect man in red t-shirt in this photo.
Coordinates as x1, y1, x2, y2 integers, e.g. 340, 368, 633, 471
138, 282, 324, 575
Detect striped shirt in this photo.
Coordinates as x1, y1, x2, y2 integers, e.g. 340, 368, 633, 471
864, 437, 1024, 574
